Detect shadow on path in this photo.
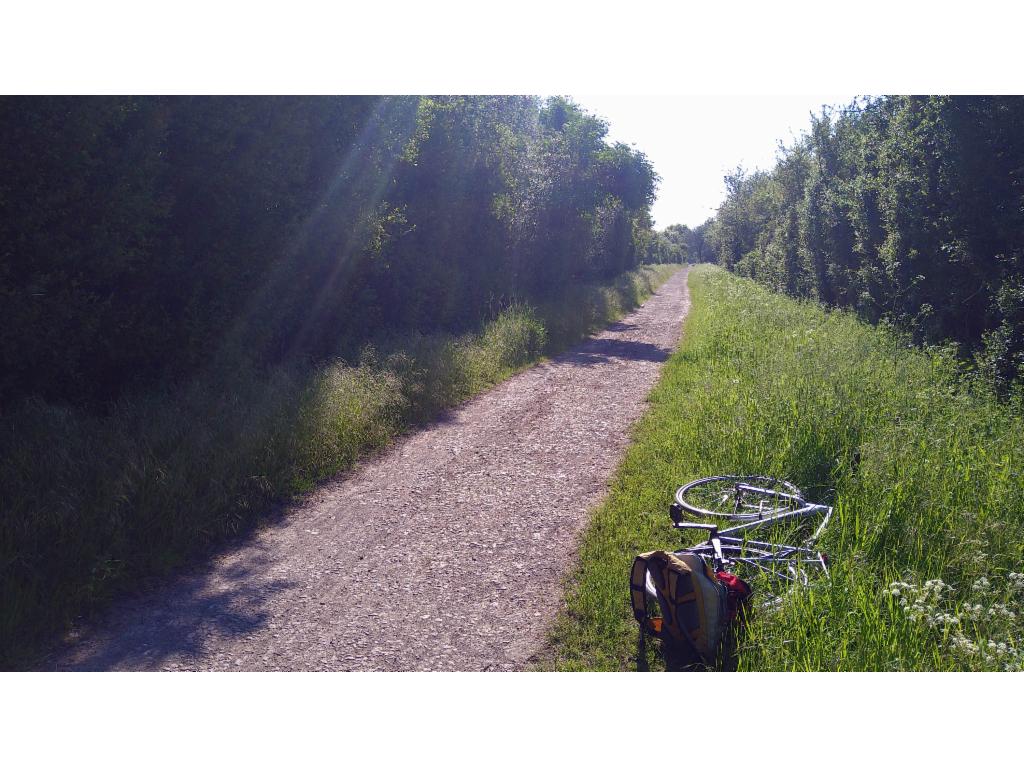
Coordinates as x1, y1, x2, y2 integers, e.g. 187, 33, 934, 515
557, 338, 672, 368
57, 545, 297, 670
45, 269, 690, 671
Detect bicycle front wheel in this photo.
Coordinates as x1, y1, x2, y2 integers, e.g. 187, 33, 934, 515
675, 475, 802, 521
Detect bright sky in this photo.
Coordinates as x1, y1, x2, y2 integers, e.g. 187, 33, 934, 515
572, 95, 857, 229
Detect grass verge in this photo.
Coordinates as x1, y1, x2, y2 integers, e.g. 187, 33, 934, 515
543, 265, 1024, 671
0, 264, 679, 668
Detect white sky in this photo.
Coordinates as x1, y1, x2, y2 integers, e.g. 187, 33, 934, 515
572, 95, 857, 229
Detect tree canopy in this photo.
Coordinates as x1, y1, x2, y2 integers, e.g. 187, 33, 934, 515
0, 96, 662, 406
705, 96, 1024, 385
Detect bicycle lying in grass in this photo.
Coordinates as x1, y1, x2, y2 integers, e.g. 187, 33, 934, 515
630, 475, 833, 669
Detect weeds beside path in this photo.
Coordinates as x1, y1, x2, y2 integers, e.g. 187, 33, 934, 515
32, 266, 688, 670
3, 265, 678, 668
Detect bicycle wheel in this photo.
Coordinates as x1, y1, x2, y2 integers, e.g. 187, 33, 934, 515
675, 475, 802, 521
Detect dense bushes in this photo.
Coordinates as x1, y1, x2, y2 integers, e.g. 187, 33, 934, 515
705, 96, 1024, 386
0, 96, 659, 408
644, 223, 710, 265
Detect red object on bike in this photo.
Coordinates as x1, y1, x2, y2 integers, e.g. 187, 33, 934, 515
716, 570, 753, 624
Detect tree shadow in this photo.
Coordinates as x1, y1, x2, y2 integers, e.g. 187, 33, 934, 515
49, 542, 298, 671
38, 291, 673, 671
556, 338, 672, 368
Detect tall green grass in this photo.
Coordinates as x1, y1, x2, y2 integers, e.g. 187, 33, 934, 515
0, 264, 678, 668
546, 265, 1024, 671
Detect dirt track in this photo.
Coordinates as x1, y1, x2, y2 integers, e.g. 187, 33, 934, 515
51, 268, 691, 671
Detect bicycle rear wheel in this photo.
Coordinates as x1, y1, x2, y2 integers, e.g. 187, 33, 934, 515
675, 475, 802, 521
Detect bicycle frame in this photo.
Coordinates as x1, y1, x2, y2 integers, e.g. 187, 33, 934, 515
668, 479, 833, 584
636, 476, 834, 668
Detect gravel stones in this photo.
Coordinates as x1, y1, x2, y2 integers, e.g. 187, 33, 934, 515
52, 269, 691, 671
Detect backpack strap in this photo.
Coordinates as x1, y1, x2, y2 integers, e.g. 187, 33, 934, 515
630, 552, 654, 628
631, 551, 707, 663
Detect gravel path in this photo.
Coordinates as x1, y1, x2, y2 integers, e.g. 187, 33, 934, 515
51, 268, 691, 671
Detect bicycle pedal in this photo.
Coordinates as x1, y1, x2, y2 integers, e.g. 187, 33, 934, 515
669, 502, 683, 525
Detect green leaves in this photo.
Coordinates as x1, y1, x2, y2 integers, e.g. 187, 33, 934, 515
706, 96, 1024, 386
1, 95, 661, 408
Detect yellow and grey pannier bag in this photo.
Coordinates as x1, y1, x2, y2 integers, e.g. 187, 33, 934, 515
630, 550, 728, 666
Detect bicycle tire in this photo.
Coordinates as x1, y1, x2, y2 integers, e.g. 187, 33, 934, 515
675, 475, 802, 521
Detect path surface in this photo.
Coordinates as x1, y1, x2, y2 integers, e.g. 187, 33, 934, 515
51, 269, 691, 671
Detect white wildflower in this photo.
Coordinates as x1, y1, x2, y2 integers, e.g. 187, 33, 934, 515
950, 632, 978, 655
1009, 573, 1024, 594
885, 581, 914, 598
924, 612, 959, 628
987, 604, 1016, 621
984, 641, 1011, 660
963, 603, 985, 620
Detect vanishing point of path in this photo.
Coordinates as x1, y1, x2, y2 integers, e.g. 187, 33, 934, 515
51, 269, 692, 671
